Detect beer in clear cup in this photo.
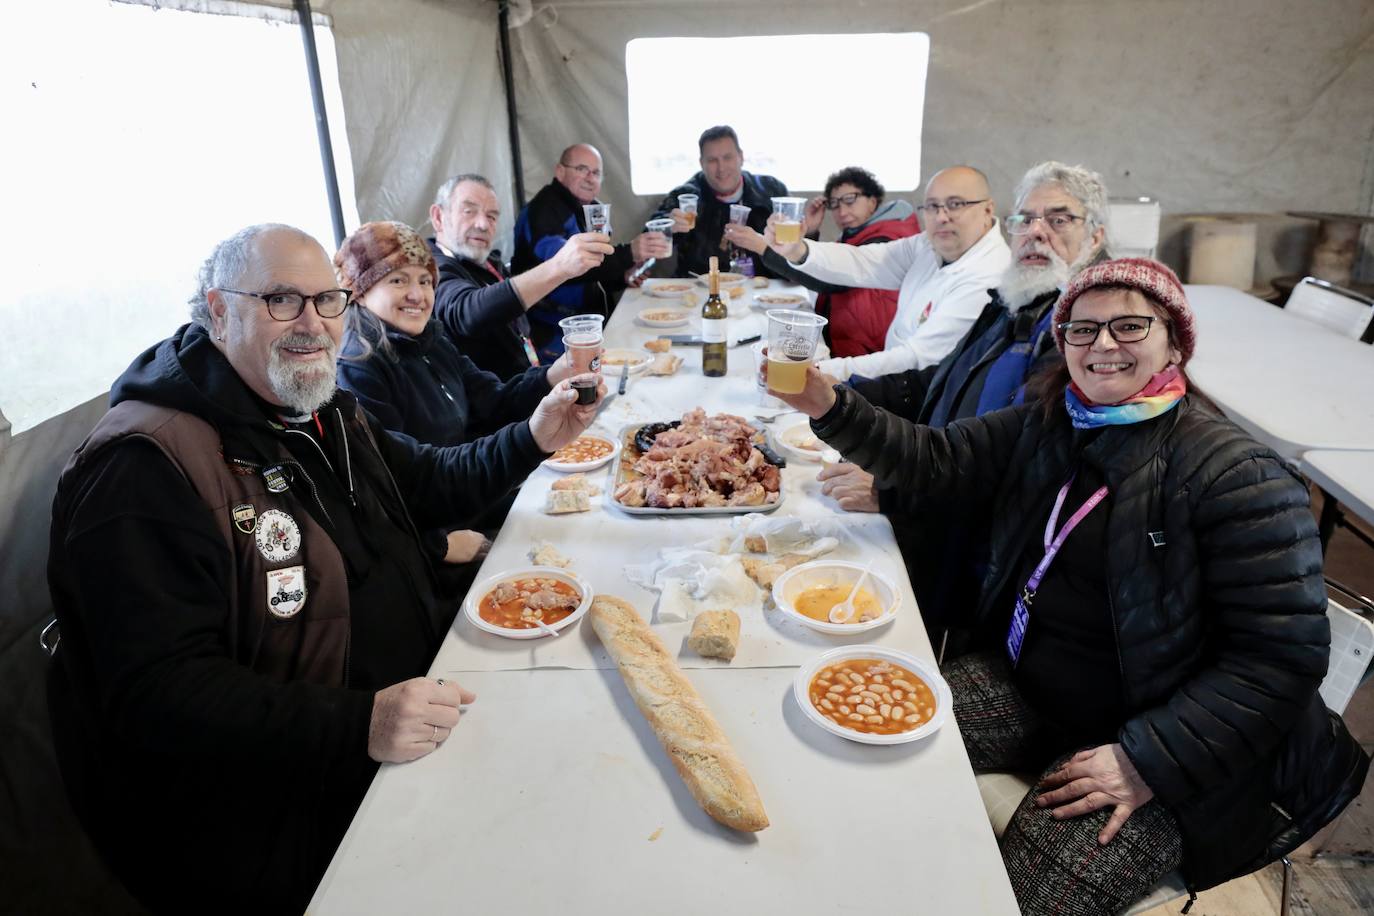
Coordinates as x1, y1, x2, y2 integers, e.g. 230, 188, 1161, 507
765, 308, 826, 395
771, 197, 807, 245
678, 194, 699, 229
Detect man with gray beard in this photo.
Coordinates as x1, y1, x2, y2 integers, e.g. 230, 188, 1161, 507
818, 163, 1109, 643
45, 224, 604, 914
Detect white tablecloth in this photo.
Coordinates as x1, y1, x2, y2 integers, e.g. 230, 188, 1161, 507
1185, 285, 1374, 458
1301, 450, 1374, 529
310, 280, 1019, 915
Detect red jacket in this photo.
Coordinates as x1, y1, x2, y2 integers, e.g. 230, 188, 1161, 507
819, 213, 921, 357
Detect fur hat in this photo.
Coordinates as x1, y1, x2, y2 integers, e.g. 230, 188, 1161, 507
1053, 257, 1196, 363
334, 221, 437, 298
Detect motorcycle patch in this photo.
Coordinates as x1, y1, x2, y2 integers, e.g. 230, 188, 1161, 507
266, 565, 307, 619
262, 465, 291, 493
232, 503, 257, 534
254, 509, 301, 562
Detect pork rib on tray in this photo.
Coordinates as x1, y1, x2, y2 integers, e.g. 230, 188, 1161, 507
614, 408, 782, 509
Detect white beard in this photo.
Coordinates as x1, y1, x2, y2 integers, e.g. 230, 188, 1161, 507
267, 333, 338, 414
996, 243, 1095, 311
453, 241, 492, 263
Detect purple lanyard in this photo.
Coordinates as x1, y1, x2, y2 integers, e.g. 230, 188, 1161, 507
1023, 475, 1110, 598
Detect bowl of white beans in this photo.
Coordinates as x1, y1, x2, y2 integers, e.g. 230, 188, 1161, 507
793, 646, 951, 745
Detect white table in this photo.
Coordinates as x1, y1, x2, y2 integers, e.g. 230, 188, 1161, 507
309, 281, 1020, 915
1300, 450, 1374, 550
1185, 285, 1374, 458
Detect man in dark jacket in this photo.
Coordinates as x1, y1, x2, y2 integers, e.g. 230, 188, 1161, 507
46, 224, 604, 915
428, 173, 614, 378
823, 162, 1112, 639
513, 143, 671, 359
651, 125, 791, 278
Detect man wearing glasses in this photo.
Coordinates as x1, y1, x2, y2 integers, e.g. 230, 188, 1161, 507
45, 224, 604, 912
751, 165, 1011, 380
817, 162, 1111, 640
513, 143, 671, 361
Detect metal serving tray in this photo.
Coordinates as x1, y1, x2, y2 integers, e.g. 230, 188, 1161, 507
606, 422, 784, 517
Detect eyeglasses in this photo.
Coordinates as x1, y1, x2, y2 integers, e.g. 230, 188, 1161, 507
824, 192, 867, 210
560, 162, 602, 180
1006, 212, 1087, 235
915, 198, 987, 216
220, 288, 352, 321
1058, 315, 1161, 346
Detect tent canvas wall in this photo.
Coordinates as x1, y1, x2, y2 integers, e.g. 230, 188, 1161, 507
3, 0, 1371, 910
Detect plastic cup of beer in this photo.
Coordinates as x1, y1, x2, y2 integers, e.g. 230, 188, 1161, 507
765, 308, 827, 395
728, 203, 752, 226
645, 218, 675, 258
582, 203, 612, 237
560, 318, 604, 405
678, 194, 699, 229
771, 197, 807, 245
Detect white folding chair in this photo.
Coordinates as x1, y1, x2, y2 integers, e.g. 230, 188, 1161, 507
1284, 276, 1374, 341
974, 596, 1374, 915
1107, 198, 1161, 259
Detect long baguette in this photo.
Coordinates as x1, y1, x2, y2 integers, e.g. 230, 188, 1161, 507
589, 595, 769, 832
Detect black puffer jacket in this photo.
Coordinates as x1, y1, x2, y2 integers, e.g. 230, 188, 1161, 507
813, 385, 1369, 891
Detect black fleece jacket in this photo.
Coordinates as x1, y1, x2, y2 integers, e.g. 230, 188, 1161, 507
46, 324, 546, 913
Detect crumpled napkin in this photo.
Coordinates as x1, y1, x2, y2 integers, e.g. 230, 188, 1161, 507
722, 514, 845, 557
624, 546, 762, 623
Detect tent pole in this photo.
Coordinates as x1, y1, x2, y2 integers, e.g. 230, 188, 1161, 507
498, 0, 526, 208
294, 0, 346, 248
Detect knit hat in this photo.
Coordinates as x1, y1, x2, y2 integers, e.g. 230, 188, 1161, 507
333, 221, 437, 298
1053, 257, 1196, 363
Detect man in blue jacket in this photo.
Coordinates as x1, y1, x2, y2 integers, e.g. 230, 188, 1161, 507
513, 144, 670, 360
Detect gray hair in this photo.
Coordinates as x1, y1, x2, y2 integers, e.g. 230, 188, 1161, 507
189, 223, 313, 330
1013, 161, 1110, 238
433, 173, 494, 211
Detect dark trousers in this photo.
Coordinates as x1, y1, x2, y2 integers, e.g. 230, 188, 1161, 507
946, 650, 1184, 916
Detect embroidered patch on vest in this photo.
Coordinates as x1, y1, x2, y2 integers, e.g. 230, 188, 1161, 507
266, 565, 307, 618
232, 503, 257, 534
262, 465, 291, 493
254, 509, 301, 562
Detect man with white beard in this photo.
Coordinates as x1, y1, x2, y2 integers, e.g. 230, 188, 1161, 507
46, 223, 605, 913
816, 163, 1109, 643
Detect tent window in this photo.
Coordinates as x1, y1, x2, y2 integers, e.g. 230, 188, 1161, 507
0, 1, 358, 434
625, 33, 928, 196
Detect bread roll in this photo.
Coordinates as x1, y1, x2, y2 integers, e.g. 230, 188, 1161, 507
545, 490, 590, 514
688, 610, 740, 660
589, 596, 768, 832
643, 338, 672, 353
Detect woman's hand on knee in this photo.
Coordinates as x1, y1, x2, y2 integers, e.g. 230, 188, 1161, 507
1035, 744, 1154, 845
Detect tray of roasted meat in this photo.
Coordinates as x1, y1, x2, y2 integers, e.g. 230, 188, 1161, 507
609, 408, 786, 515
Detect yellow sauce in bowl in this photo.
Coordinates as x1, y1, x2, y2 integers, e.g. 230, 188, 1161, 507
793, 585, 884, 623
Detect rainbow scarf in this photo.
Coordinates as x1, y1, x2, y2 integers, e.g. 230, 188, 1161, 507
1065, 365, 1187, 429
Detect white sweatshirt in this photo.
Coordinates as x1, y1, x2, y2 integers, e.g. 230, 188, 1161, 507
797, 222, 1012, 380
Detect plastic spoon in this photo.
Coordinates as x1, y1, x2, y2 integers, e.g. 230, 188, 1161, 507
829, 562, 874, 624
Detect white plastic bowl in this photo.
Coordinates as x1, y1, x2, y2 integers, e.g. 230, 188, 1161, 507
541, 434, 620, 473
463, 566, 593, 640
772, 560, 899, 634
793, 645, 951, 745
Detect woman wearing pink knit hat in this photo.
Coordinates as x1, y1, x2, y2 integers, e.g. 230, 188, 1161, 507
771, 257, 1367, 915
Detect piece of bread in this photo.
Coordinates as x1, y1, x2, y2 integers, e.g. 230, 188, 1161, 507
646, 353, 683, 376
688, 610, 740, 660
744, 535, 768, 554
589, 596, 768, 832
530, 542, 571, 568
741, 552, 811, 589
550, 473, 600, 496
644, 338, 672, 353
544, 490, 590, 514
